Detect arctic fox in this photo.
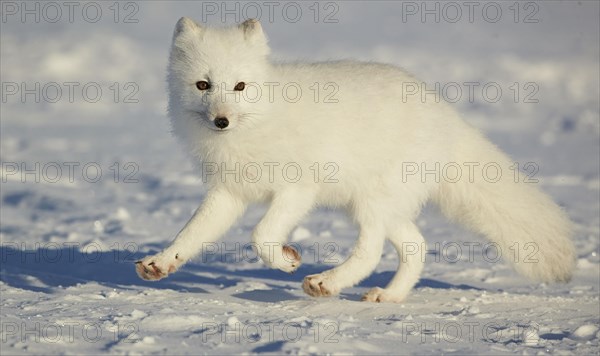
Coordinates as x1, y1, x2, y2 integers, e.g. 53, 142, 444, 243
136, 18, 576, 302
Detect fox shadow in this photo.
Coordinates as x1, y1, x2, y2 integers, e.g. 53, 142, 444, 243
0, 245, 482, 301
0, 245, 224, 294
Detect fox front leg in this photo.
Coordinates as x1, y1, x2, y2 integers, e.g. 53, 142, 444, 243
136, 188, 246, 280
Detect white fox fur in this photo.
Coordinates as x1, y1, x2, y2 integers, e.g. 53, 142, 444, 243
136, 18, 576, 303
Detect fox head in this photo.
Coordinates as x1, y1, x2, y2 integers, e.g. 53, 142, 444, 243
167, 18, 271, 136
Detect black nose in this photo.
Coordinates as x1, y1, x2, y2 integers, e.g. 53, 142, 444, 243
214, 117, 229, 129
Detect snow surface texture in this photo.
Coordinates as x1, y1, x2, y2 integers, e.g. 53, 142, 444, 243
1, 1, 599, 355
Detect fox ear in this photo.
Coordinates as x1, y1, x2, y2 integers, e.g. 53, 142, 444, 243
239, 19, 265, 41
239, 19, 269, 55
174, 17, 201, 36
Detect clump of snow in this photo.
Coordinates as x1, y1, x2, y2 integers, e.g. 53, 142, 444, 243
570, 324, 599, 341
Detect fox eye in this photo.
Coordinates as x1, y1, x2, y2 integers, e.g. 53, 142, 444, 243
196, 81, 210, 91
234, 82, 245, 91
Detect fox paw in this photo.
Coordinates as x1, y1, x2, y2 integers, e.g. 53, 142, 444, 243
261, 244, 301, 273
361, 287, 405, 303
302, 273, 339, 297
135, 252, 180, 281
282, 245, 301, 271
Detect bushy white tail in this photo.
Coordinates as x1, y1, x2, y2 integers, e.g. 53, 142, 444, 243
433, 129, 576, 283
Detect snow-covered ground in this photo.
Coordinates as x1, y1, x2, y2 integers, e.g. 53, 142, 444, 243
1, 1, 599, 354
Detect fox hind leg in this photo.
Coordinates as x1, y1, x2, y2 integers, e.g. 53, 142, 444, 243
303, 219, 386, 297
362, 222, 425, 303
